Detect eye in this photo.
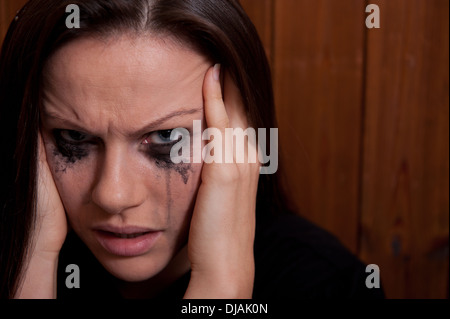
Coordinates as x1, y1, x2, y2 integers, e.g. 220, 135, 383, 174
142, 129, 183, 145
55, 129, 89, 143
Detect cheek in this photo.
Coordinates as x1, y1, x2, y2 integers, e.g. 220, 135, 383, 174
43, 141, 95, 222
161, 162, 203, 228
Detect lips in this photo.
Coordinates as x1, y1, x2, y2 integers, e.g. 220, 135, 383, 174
109, 232, 150, 239
93, 225, 162, 257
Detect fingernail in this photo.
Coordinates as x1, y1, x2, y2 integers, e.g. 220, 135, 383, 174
213, 63, 221, 81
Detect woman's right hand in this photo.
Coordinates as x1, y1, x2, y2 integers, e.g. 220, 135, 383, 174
15, 132, 67, 298
34, 131, 68, 255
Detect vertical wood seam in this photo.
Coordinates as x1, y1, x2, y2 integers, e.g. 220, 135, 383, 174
356, 0, 370, 258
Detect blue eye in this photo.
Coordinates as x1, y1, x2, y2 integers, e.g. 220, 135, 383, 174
143, 129, 184, 145
157, 130, 174, 143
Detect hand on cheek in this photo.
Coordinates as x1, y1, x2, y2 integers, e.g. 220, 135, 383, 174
35, 131, 68, 255
184, 64, 260, 299
15, 132, 67, 298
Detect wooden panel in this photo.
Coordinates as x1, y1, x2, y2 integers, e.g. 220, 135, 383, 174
239, 0, 274, 64
273, 0, 366, 253
0, 0, 28, 44
360, 0, 449, 298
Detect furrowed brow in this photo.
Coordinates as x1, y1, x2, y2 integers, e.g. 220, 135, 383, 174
131, 108, 203, 137
41, 107, 203, 136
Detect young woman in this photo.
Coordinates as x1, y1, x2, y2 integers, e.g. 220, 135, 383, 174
0, 0, 384, 299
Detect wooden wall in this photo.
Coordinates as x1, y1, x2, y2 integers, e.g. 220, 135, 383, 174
241, 0, 449, 299
0, 0, 27, 40
1, 0, 448, 299
360, 0, 449, 299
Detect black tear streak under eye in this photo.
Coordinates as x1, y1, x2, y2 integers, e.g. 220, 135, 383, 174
53, 142, 89, 165
165, 169, 172, 225
153, 156, 192, 185
50, 146, 70, 174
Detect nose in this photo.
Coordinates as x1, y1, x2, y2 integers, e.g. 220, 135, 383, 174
91, 144, 145, 215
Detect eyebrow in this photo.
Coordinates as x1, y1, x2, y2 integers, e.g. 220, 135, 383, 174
42, 107, 203, 137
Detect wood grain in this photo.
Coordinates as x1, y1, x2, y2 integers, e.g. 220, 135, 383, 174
360, 0, 449, 298
0, 0, 28, 44
239, 0, 274, 65
272, 0, 366, 253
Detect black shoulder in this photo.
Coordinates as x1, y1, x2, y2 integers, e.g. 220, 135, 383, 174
253, 212, 385, 299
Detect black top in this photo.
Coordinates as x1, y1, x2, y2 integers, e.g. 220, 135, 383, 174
57, 211, 385, 299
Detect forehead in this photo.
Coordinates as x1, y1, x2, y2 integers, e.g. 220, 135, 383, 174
42, 35, 209, 132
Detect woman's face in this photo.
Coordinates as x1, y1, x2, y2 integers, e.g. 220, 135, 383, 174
40, 35, 209, 282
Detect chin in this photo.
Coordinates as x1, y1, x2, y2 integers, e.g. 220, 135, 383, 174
96, 252, 170, 282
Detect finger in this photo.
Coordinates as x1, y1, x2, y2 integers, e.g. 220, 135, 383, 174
223, 71, 248, 129
203, 64, 229, 130
202, 64, 234, 169
222, 72, 260, 167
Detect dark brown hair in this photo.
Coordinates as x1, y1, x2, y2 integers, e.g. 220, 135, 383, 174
0, 0, 286, 298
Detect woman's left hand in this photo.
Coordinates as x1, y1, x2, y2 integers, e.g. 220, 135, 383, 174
184, 64, 260, 299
